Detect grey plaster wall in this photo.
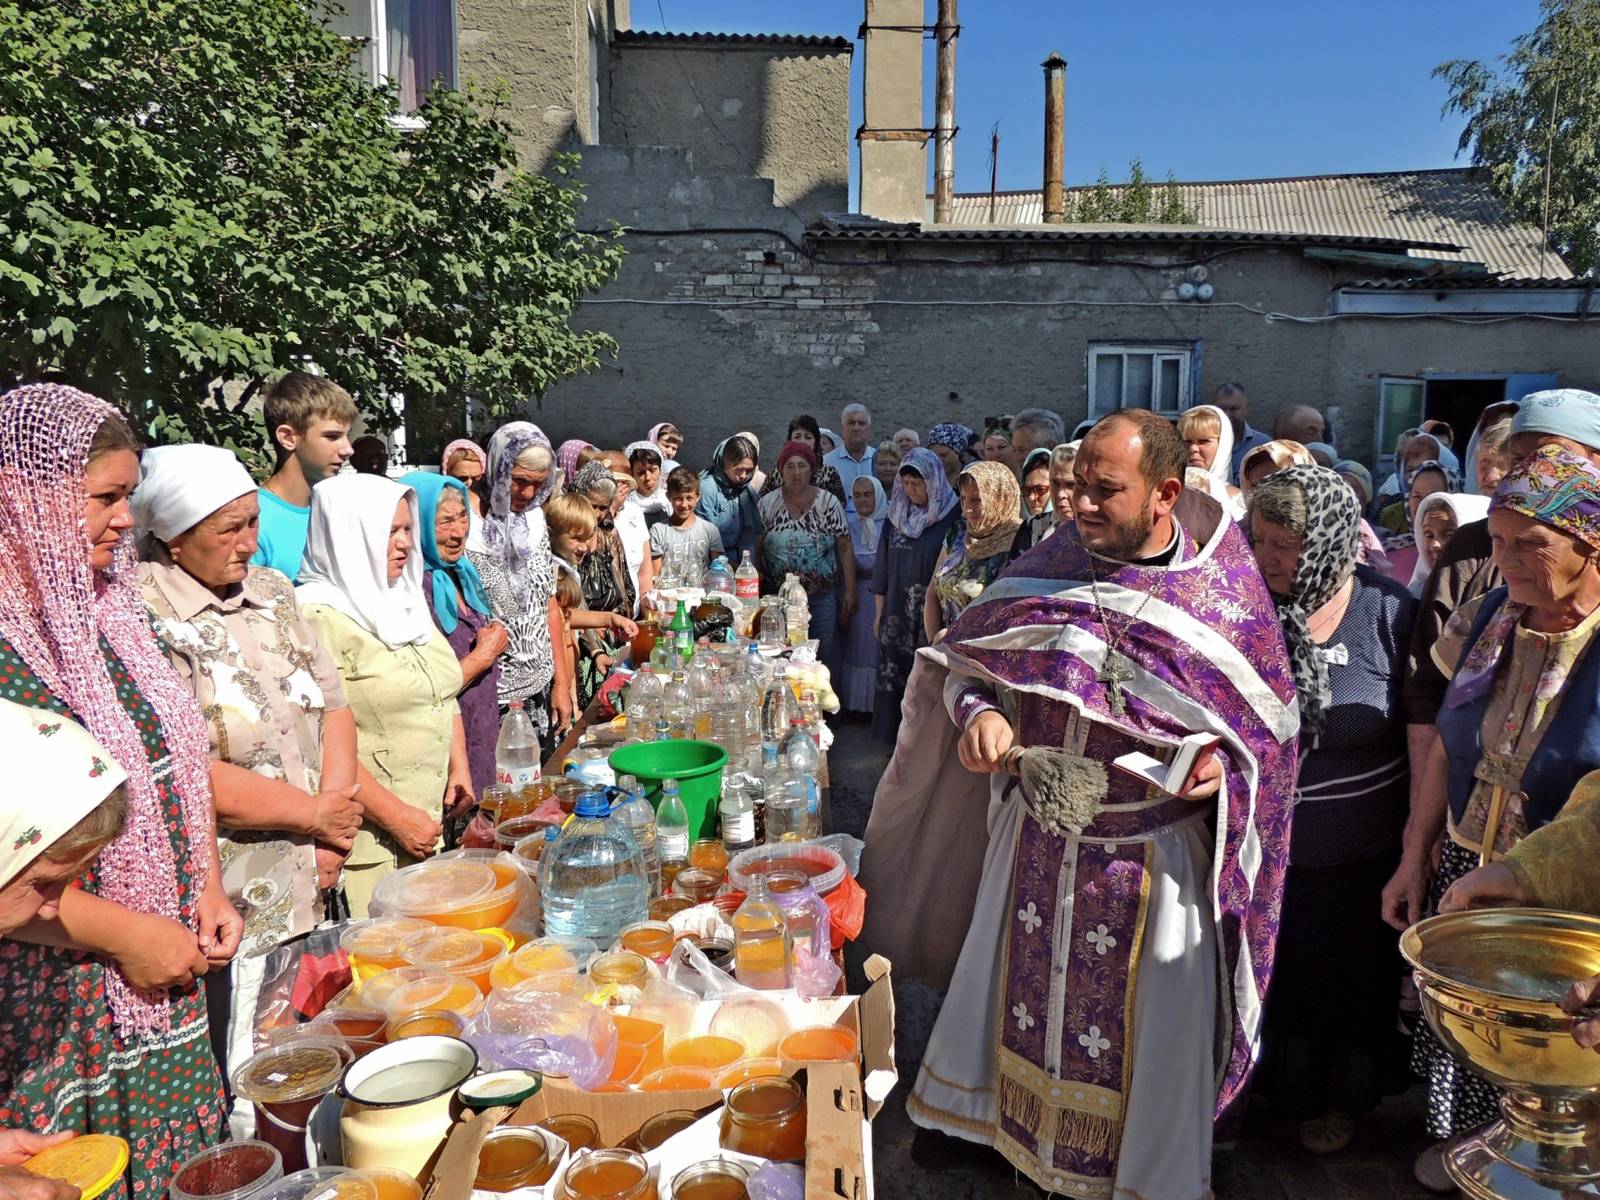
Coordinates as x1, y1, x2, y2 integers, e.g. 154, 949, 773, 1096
604, 42, 851, 220
530, 229, 1600, 471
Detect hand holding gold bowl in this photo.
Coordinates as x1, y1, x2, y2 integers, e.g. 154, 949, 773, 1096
1402, 908, 1600, 1199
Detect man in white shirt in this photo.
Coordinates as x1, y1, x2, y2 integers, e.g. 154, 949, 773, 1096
825, 403, 877, 512
1216, 382, 1271, 483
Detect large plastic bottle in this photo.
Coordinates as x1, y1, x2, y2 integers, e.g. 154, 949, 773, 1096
494, 701, 541, 789
610, 775, 661, 899
655, 777, 691, 890
662, 670, 693, 740
719, 773, 757, 854
687, 656, 719, 741
733, 873, 793, 990
734, 550, 760, 609
540, 791, 648, 943
779, 574, 810, 645
759, 664, 795, 755
780, 718, 822, 838
704, 556, 734, 597
625, 667, 664, 743
764, 734, 808, 844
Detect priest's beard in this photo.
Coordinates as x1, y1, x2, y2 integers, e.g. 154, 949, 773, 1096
1081, 504, 1154, 561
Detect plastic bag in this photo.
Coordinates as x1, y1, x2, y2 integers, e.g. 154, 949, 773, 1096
664, 935, 756, 1001
250, 923, 356, 1052
748, 1162, 805, 1200
791, 946, 842, 1000
627, 976, 700, 1046
467, 985, 617, 1090
824, 871, 867, 950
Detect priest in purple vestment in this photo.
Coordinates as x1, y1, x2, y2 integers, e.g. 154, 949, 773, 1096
906, 411, 1299, 1199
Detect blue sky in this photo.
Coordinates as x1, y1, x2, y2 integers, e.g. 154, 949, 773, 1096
638, 0, 1540, 195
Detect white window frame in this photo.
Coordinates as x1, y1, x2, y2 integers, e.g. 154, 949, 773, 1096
332, 0, 458, 126
1375, 375, 1425, 477
1086, 343, 1193, 419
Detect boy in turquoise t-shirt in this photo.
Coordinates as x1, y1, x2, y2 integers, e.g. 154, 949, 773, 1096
252, 372, 358, 580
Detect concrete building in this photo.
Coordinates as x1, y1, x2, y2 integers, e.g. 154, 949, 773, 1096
435, 0, 1598, 473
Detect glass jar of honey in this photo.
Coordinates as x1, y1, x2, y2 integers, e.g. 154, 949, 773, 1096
588, 951, 649, 992
474, 1127, 555, 1193
671, 1160, 749, 1200
630, 621, 661, 665
671, 869, 722, 905
648, 895, 694, 923
617, 921, 675, 964
719, 1076, 807, 1162
556, 1149, 656, 1200
536, 1113, 600, 1154
687, 840, 729, 878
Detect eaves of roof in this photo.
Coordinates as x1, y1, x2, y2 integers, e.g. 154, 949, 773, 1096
806, 224, 1462, 253
613, 30, 852, 50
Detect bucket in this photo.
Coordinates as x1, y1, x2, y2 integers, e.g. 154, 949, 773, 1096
606, 740, 728, 839
337, 1035, 479, 1178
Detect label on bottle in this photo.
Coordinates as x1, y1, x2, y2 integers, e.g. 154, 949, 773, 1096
496, 764, 540, 788
721, 806, 755, 845
659, 832, 689, 862
735, 575, 759, 601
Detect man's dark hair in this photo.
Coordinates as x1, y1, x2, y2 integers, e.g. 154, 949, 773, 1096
1213, 382, 1246, 400
1088, 410, 1187, 489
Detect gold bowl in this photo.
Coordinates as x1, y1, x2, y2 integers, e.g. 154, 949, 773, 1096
1402, 909, 1600, 1199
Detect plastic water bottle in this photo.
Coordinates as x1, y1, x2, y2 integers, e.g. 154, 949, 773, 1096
704, 556, 734, 596
540, 791, 648, 944
495, 701, 541, 789
734, 550, 760, 608
662, 670, 693, 740
760, 664, 795, 755
764, 735, 809, 844
625, 667, 663, 743
719, 773, 757, 854
687, 656, 718, 740
780, 718, 822, 838
610, 775, 661, 899
779, 574, 810, 645
655, 778, 691, 890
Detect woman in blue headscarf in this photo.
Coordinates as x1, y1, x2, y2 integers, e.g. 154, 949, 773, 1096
401, 471, 507, 792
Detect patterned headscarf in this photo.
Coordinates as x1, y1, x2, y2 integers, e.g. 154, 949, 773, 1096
888, 447, 960, 538
958, 461, 1023, 560
1239, 439, 1315, 494
441, 438, 486, 476
1247, 464, 1361, 737
0, 385, 215, 1035
556, 439, 595, 481
927, 422, 975, 456
399, 471, 491, 635
484, 422, 557, 606
568, 459, 616, 500
1490, 443, 1600, 551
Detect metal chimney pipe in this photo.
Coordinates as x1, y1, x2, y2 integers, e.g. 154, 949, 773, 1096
1042, 52, 1066, 224
932, 0, 958, 224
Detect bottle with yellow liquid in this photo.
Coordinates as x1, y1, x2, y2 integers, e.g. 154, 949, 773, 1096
732, 874, 792, 990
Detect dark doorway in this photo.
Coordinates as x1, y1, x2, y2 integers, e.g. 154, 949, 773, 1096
1425, 378, 1506, 456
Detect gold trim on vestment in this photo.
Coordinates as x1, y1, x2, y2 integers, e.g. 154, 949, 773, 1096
1121, 841, 1153, 1100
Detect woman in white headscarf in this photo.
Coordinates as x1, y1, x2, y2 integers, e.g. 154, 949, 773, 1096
134, 444, 367, 1128
1177, 404, 1244, 517
1407, 492, 1491, 595
297, 474, 468, 916
838, 475, 886, 712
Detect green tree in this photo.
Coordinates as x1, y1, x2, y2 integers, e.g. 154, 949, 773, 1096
1063, 160, 1198, 224
1436, 0, 1600, 274
0, 0, 624, 462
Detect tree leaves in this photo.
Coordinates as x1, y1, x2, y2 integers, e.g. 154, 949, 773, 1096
1436, 0, 1600, 274
0, 0, 622, 460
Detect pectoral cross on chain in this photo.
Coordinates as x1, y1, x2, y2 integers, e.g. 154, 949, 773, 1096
1097, 650, 1135, 716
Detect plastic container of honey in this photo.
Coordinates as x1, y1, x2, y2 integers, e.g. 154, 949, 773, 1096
473, 1127, 557, 1193
341, 917, 431, 979
308, 1007, 388, 1059
636, 1066, 716, 1092
777, 1025, 858, 1063
610, 1015, 666, 1078
373, 968, 485, 1024
728, 841, 846, 897
707, 996, 788, 1059
231, 1037, 353, 1175
554, 1149, 656, 1200
717, 1057, 785, 1089
254, 1168, 376, 1200
169, 1139, 282, 1200
369, 852, 528, 931
671, 1160, 748, 1200
719, 1076, 806, 1162
385, 1009, 467, 1041
616, 921, 675, 964
349, 1169, 421, 1200
398, 928, 506, 993
488, 936, 596, 990
663, 1036, 743, 1071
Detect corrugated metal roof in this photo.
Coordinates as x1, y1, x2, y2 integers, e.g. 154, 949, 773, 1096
808, 221, 1455, 252
613, 30, 852, 49
1344, 276, 1594, 291
940, 170, 1569, 279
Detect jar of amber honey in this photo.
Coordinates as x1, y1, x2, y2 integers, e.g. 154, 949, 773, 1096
555, 1149, 656, 1200
719, 1076, 806, 1162
536, 1113, 600, 1154
671, 1160, 749, 1200
617, 921, 675, 963
630, 1110, 697, 1154
473, 1127, 555, 1193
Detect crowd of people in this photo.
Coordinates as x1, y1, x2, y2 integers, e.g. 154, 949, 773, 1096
1, 371, 1600, 1200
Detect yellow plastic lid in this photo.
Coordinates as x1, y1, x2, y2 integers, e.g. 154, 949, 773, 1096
23, 1135, 130, 1200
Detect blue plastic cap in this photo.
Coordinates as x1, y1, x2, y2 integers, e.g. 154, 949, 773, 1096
574, 792, 610, 818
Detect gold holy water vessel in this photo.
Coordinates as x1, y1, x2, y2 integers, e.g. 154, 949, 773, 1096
1402, 908, 1600, 1200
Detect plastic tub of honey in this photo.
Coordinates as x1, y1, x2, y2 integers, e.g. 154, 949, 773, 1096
606, 1040, 649, 1085
254, 1168, 376, 1200
231, 1037, 352, 1175
719, 1076, 806, 1162
663, 1036, 743, 1071
670, 868, 722, 906
537, 1114, 600, 1154
728, 841, 846, 897
473, 1127, 558, 1193
636, 1066, 716, 1092
671, 1160, 749, 1200
616, 921, 675, 963
707, 996, 787, 1058
777, 1024, 858, 1063
718, 1058, 784, 1089
341, 917, 431, 979
611, 1015, 666, 1078
308, 1008, 387, 1059
169, 1139, 282, 1200
511, 831, 552, 875
385, 1009, 467, 1041
554, 1149, 655, 1200
630, 1109, 698, 1154
369, 853, 527, 931
374, 968, 485, 1023
349, 1169, 421, 1200
399, 928, 506, 993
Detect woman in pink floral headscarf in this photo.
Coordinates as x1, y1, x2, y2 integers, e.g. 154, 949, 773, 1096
0, 384, 240, 1198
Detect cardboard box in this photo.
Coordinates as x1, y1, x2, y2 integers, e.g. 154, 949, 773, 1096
423, 956, 895, 1200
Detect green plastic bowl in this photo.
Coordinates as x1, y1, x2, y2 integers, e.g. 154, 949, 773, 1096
606, 740, 729, 840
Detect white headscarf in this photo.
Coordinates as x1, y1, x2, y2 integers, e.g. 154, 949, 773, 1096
1186, 404, 1236, 484
131, 444, 258, 550
1408, 492, 1491, 593
847, 476, 888, 556
296, 474, 434, 649
623, 439, 671, 516
0, 699, 126, 892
